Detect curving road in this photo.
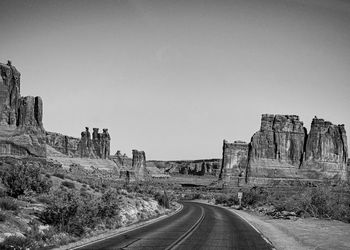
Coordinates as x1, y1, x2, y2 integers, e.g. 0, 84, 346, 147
74, 201, 273, 250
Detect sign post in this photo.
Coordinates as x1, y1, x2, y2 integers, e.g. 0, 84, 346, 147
237, 191, 243, 207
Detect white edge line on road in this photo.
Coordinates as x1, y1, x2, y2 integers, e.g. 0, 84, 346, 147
191, 201, 276, 250
66, 203, 184, 250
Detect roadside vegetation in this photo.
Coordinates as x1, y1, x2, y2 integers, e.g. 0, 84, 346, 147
0, 160, 176, 249
213, 184, 350, 223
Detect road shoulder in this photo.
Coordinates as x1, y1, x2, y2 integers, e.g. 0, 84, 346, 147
193, 200, 350, 250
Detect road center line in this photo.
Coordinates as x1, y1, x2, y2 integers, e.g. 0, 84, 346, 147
165, 205, 205, 250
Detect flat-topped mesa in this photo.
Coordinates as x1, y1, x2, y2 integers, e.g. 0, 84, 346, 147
219, 140, 248, 184
0, 61, 46, 158
301, 117, 348, 180
247, 114, 306, 180
132, 150, 148, 181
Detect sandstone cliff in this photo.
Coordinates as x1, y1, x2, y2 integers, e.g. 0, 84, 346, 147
0, 61, 46, 158
301, 117, 348, 180
219, 140, 248, 183
46, 132, 80, 156
222, 114, 349, 186
247, 114, 306, 179
46, 127, 111, 159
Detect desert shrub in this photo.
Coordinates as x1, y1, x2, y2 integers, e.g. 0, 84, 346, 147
242, 187, 268, 206
267, 186, 350, 222
39, 188, 121, 237
39, 190, 91, 236
45, 173, 51, 178
0, 197, 19, 211
154, 191, 170, 209
1, 163, 52, 198
0, 236, 37, 250
0, 212, 7, 222
53, 173, 65, 179
61, 181, 75, 189
214, 193, 238, 206
97, 189, 120, 218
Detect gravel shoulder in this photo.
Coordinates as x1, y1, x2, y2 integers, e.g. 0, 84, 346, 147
194, 200, 350, 250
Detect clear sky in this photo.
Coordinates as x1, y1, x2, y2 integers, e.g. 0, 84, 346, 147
0, 0, 349, 160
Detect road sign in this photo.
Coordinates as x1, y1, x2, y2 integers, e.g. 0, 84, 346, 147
238, 192, 243, 199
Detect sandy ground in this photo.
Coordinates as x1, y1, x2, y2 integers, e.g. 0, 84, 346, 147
193, 200, 350, 250
216, 204, 350, 249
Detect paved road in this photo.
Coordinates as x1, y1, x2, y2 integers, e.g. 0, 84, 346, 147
75, 201, 273, 250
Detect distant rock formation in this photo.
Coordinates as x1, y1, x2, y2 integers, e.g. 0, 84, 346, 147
219, 140, 248, 184
46, 132, 80, 156
110, 150, 132, 167
46, 127, 111, 159
221, 114, 349, 186
247, 114, 306, 179
147, 159, 221, 176
132, 150, 147, 181
0, 61, 46, 158
301, 117, 348, 180
115, 150, 148, 182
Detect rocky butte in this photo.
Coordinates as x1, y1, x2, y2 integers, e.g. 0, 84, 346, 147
0, 61, 46, 159
219, 140, 248, 185
220, 114, 349, 186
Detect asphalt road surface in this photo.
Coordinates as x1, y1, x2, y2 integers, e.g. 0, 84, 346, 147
75, 201, 273, 250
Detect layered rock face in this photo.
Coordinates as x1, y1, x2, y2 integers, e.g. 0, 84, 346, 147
247, 114, 306, 179
301, 118, 348, 180
219, 140, 248, 182
147, 159, 221, 176
46, 127, 111, 159
46, 132, 80, 156
0, 61, 46, 158
132, 150, 147, 180
233, 114, 349, 185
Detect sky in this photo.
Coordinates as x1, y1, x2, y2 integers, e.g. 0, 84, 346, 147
0, 0, 349, 160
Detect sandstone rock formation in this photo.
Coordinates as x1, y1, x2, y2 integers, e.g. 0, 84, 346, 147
132, 150, 147, 181
111, 150, 132, 167
147, 159, 221, 176
46, 127, 111, 159
0, 61, 46, 158
247, 114, 306, 179
219, 140, 248, 183
221, 114, 349, 186
46, 132, 80, 156
301, 117, 348, 180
